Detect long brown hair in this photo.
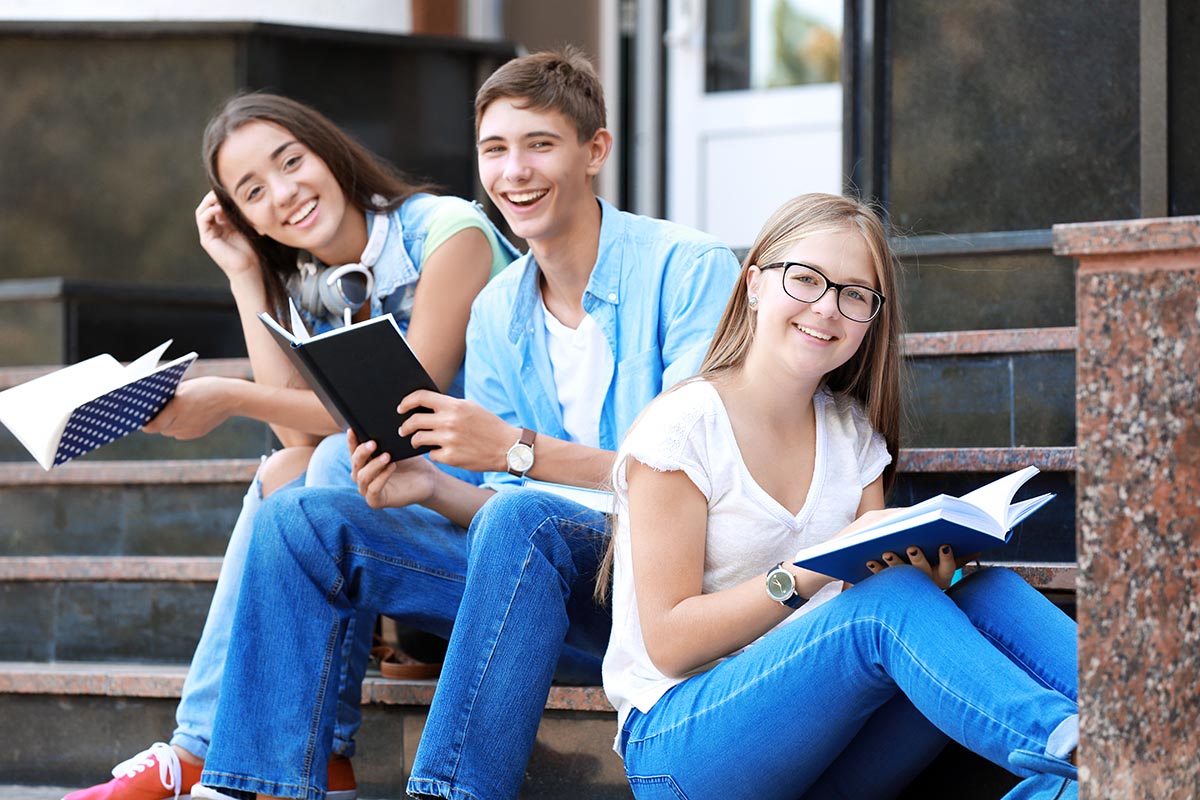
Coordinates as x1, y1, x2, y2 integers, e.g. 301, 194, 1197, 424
202, 92, 437, 318
594, 193, 905, 603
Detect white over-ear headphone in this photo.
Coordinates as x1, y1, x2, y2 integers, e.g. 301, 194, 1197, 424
287, 198, 388, 324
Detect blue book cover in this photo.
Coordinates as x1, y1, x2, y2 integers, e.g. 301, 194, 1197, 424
794, 466, 1055, 584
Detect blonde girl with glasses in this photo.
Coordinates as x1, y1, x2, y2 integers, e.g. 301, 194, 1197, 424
600, 193, 1079, 799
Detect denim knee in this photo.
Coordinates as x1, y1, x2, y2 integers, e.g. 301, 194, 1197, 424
467, 489, 605, 578
945, 566, 1022, 597
861, 563, 947, 595
469, 490, 568, 552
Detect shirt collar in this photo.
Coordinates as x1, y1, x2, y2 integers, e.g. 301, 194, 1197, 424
507, 197, 624, 344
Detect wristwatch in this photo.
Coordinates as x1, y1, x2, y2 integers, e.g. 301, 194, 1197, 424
765, 562, 806, 609
506, 428, 537, 477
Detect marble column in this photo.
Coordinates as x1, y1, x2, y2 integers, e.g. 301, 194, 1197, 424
1053, 217, 1200, 799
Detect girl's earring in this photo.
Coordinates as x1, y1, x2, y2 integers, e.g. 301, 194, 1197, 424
748, 296, 759, 309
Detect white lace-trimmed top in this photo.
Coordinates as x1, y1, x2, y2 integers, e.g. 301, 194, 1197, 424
602, 380, 891, 750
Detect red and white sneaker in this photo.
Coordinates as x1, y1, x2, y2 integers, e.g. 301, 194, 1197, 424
62, 742, 203, 800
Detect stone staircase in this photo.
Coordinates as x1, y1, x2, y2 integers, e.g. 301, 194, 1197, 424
0, 324, 1077, 798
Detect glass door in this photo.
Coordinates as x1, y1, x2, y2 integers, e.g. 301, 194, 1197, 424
666, 0, 844, 249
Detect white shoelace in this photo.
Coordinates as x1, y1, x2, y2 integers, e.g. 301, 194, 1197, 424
111, 742, 183, 799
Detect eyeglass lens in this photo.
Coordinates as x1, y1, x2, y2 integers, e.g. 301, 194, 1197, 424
783, 264, 881, 322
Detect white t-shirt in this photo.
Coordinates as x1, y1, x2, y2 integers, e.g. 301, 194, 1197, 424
541, 301, 613, 448
602, 380, 891, 747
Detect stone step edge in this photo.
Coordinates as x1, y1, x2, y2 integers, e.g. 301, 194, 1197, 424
902, 326, 1076, 357
0, 358, 252, 390
0, 556, 1076, 591
0, 660, 614, 713
0, 447, 1077, 487
0, 327, 1077, 389
961, 561, 1077, 591
0, 556, 223, 582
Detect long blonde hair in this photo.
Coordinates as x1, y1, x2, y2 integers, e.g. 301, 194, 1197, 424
700, 192, 903, 487
594, 193, 905, 602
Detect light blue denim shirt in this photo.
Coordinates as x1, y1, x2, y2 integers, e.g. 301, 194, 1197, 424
465, 197, 740, 490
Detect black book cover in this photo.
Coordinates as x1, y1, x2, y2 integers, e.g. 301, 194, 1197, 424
259, 313, 437, 461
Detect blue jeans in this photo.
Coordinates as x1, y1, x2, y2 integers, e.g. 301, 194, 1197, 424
171, 434, 369, 760
619, 566, 1078, 800
200, 481, 470, 799
408, 489, 612, 800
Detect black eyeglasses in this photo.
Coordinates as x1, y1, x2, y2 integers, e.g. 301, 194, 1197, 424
758, 262, 886, 323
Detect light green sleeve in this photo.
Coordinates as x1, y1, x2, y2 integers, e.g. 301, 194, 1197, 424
423, 199, 512, 281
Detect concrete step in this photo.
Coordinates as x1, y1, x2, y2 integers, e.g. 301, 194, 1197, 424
902, 328, 1077, 450
0, 557, 220, 663
0, 448, 1076, 559
0, 461, 254, 556
0, 661, 629, 799
0, 359, 274, 463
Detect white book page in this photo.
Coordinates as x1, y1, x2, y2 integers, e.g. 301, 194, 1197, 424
0, 355, 121, 467
523, 479, 614, 514
958, 465, 1040, 528
288, 298, 311, 342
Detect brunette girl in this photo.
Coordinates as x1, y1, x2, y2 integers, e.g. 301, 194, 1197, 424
65, 92, 516, 800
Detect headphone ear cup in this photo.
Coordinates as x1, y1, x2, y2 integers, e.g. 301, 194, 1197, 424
317, 276, 354, 319
286, 268, 324, 318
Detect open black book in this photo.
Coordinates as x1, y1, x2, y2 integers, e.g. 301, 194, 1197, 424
794, 466, 1055, 584
258, 304, 438, 461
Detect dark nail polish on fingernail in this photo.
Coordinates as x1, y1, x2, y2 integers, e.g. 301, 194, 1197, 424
941, 546, 950, 555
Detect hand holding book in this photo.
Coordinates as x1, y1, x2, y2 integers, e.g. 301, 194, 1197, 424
793, 466, 1055, 585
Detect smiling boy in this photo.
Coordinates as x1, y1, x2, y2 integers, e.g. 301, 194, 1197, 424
194, 49, 739, 800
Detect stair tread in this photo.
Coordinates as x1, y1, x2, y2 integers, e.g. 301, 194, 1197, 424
0, 459, 259, 485
0, 555, 223, 581
0, 660, 615, 712
0, 447, 1076, 487
903, 327, 1076, 356
0, 324, 1077, 389
0, 555, 1076, 592
0, 358, 252, 390
897, 447, 1075, 472
967, 561, 1077, 591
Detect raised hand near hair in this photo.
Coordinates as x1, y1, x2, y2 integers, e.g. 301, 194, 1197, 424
195, 190, 260, 281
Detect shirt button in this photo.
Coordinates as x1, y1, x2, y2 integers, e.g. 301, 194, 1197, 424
608, 293, 617, 302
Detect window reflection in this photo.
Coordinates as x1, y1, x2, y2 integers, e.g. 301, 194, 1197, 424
705, 0, 841, 93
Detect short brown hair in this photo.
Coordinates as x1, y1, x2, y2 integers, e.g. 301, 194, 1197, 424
474, 47, 606, 142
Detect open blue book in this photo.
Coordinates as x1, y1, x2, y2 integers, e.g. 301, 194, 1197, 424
0, 340, 196, 470
794, 465, 1055, 584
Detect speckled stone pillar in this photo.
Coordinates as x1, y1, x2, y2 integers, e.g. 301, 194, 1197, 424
1053, 217, 1200, 799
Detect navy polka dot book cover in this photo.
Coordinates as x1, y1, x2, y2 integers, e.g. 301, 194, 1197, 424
0, 341, 197, 470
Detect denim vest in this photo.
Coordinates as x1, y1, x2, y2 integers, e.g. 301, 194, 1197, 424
298, 192, 519, 400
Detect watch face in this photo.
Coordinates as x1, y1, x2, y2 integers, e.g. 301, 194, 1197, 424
507, 443, 534, 473
766, 569, 792, 601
